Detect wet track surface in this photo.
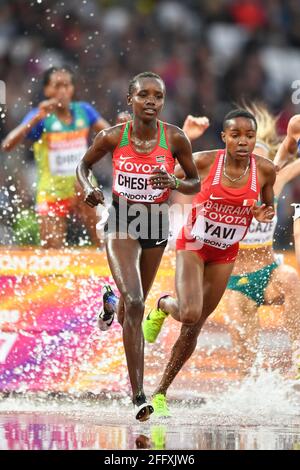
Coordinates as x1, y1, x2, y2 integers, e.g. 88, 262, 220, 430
0, 374, 299, 450
1, 251, 299, 450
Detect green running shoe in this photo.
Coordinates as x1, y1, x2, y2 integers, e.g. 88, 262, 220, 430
143, 299, 169, 343
151, 425, 166, 449
152, 393, 171, 418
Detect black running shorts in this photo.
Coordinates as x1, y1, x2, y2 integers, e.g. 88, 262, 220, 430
104, 199, 169, 249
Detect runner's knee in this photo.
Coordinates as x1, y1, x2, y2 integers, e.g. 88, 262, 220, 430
180, 303, 202, 325
279, 267, 299, 292
123, 294, 145, 318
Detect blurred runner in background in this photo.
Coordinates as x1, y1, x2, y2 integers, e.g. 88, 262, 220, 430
2, 66, 110, 248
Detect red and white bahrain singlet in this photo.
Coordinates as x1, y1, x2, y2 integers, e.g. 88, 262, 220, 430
112, 121, 175, 203
183, 150, 260, 251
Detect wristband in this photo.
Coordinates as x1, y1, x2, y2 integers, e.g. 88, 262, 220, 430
171, 175, 180, 190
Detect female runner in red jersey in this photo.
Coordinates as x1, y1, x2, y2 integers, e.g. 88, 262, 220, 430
76, 72, 200, 421
142, 109, 276, 416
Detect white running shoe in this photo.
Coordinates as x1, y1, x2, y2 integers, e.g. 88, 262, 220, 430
97, 285, 118, 331
134, 402, 154, 422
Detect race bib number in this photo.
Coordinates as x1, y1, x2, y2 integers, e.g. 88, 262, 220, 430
191, 215, 247, 250
49, 138, 88, 176
241, 218, 276, 246
113, 170, 166, 202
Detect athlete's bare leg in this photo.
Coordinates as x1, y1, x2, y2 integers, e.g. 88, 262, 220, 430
77, 202, 101, 246
116, 247, 165, 327
222, 290, 259, 375
39, 215, 67, 249
215, 264, 300, 376
159, 251, 203, 323
105, 235, 164, 402
73, 182, 104, 248
265, 264, 300, 346
154, 251, 234, 395
117, 298, 125, 326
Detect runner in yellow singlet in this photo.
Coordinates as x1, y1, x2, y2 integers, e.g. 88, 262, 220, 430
2, 66, 110, 248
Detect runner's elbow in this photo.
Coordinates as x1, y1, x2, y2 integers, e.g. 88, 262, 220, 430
192, 179, 201, 194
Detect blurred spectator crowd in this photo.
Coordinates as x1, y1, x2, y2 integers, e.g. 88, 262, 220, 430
1, 0, 300, 247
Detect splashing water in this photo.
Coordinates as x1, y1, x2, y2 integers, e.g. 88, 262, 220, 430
0, 367, 299, 450
174, 368, 300, 428
0, 368, 298, 426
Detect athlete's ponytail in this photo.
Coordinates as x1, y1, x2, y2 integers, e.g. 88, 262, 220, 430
242, 102, 280, 160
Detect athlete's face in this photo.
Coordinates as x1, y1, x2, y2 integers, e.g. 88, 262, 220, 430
221, 117, 257, 160
127, 78, 165, 121
44, 70, 74, 107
